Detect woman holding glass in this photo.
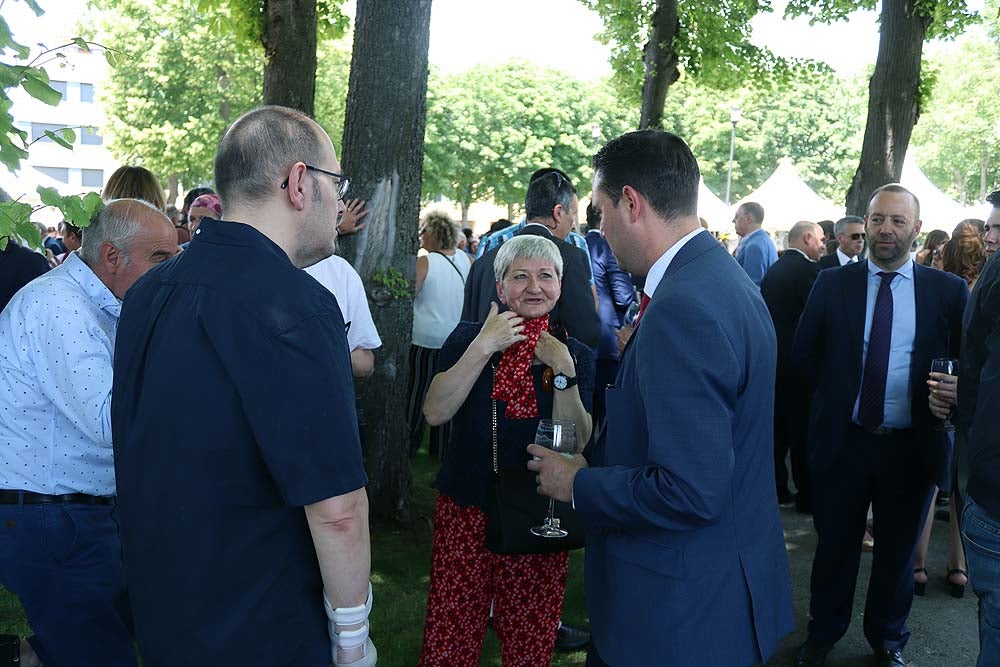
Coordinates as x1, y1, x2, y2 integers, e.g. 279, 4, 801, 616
418, 235, 594, 667
914, 221, 984, 597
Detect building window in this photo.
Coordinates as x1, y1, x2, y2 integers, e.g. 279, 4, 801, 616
50, 80, 67, 101
80, 127, 103, 145
30, 123, 70, 143
80, 83, 95, 103
33, 166, 69, 183
82, 169, 104, 187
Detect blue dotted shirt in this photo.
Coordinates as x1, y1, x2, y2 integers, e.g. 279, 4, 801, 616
0, 252, 119, 496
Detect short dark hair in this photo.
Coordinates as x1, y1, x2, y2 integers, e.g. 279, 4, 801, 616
987, 189, 1000, 207
489, 218, 512, 234
585, 202, 601, 231
739, 202, 765, 226
525, 168, 576, 220
593, 130, 699, 222
214, 106, 327, 209
869, 183, 920, 221
818, 219, 835, 239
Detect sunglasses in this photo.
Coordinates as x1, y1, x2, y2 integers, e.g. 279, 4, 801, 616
849, 232, 866, 241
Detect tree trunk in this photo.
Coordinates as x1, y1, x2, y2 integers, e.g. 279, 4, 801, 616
507, 202, 515, 221
261, 0, 317, 115
638, 0, 680, 130
844, 0, 929, 216
954, 168, 967, 205
337, 0, 432, 524
460, 200, 469, 227
167, 175, 178, 209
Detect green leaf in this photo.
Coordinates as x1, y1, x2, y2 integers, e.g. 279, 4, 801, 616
72, 37, 91, 52
14, 217, 42, 249
43, 128, 74, 149
81, 192, 104, 225
0, 200, 32, 241
104, 50, 121, 68
21, 0, 44, 17
22, 71, 62, 106
61, 196, 89, 226
37, 185, 63, 208
0, 237, 7, 251
0, 17, 30, 59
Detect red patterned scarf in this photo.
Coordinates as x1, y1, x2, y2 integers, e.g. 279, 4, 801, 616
491, 314, 549, 419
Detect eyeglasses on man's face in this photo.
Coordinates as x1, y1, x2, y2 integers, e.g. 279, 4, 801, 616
849, 232, 866, 241
281, 164, 350, 200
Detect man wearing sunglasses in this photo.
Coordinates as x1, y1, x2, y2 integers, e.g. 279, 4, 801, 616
111, 106, 375, 667
819, 215, 866, 269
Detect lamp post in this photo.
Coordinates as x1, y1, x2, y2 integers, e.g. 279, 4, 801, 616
725, 106, 742, 205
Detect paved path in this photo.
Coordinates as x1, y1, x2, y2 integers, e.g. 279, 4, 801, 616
767, 506, 979, 666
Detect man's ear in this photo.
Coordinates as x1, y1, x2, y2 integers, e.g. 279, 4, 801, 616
100, 242, 123, 275
284, 162, 310, 211
620, 185, 643, 223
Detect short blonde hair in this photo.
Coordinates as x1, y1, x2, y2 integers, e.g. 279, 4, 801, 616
421, 210, 459, 249
493, 235, 563, 282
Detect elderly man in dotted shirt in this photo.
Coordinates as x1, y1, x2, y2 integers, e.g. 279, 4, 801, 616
0, 199, 177, 667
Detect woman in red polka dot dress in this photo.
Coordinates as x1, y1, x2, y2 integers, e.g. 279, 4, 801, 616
419, 235, 595, 666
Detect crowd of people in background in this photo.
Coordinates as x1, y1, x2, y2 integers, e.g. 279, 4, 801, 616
2, 107, 1000, 667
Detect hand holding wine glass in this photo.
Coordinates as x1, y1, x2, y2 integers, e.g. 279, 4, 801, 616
929, 358, 958, 431
529, 419, 578, 538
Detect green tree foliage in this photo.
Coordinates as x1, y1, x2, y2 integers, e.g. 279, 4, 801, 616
911, 34, 1000, 203
422, 60, 637, 219
1, 0, 106, 248
660, 69, 866, 203
87, 0, 263, 189
88, 0, 352, 190
581, 0, 792, 105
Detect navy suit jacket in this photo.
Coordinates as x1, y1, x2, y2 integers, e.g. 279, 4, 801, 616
792, 261, 968, 488
574, 230, 794, 666
585, 230, 635, 361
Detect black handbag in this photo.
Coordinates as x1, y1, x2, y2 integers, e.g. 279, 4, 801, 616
483, 368, 585, 554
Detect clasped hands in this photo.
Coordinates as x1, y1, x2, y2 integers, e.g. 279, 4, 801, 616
927, 371, 958, 421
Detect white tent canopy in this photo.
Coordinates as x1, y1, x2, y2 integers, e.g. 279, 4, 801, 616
900, 154, 981, 232
698, 179, 731, 232
735, 158, 843, 232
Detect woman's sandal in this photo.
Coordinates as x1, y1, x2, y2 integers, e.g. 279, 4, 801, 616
913, 567, 929, 596
945, 568, 968, 599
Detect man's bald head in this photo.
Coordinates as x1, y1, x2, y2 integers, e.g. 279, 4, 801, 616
214, 106, 329, 210
787, 220, 824, 261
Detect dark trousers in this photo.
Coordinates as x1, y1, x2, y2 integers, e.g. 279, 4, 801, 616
807, 426, 935, 652
774, 372, 811, 505
0, 501, 136, 667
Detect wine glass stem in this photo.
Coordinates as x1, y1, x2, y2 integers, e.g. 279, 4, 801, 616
545, 498, 556, 527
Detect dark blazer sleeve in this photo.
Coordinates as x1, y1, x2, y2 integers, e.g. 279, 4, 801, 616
462, 257, 489, 322
604, 245, 636, 310
558, 246, 601, 348
792, 270, 832, 391
819, 254, 839, 270
574, 297, 740, 530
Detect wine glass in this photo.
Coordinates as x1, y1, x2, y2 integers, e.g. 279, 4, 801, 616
930, 358, 958, 432
531, 419, 578, 538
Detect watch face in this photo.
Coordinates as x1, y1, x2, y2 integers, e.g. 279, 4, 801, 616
553, 374, 568, 390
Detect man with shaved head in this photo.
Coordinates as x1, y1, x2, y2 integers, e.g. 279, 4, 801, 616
0, 198, 177, 667
761, 221, 824, 512
112, 106, 375, 667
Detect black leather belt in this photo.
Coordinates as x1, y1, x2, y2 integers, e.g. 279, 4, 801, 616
852, 423, 909, 437
0, 490, 113, 506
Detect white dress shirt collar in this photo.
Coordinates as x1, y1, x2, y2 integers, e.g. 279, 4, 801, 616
837, 247, 858, 265
644, 228, 707, 298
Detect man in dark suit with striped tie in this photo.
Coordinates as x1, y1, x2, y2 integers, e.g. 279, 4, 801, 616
792, 184, 968, 667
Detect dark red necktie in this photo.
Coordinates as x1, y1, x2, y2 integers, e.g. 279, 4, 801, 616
858, 271, 898, 431
635, 293, 652, 328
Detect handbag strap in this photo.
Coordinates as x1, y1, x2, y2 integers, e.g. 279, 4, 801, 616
491, 364, 498, 474
431, 250, 467, 285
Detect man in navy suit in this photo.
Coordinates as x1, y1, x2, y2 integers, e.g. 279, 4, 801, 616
584, 203, 636, 430
530, 130, 794, 666
792, 184, 968, 667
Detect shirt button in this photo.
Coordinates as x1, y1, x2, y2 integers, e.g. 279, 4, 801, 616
196, 229, 202, 234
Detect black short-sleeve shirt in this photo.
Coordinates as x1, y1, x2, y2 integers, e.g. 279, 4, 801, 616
434, 321, 595, 510
112, 219, 367, 667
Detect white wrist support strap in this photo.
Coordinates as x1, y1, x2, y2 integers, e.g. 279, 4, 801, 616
324, 582, 373, 652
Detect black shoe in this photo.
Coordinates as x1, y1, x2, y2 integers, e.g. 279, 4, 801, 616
875, 649, 906, 666
795, 638, 832, 667
554, 622, 590, 652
